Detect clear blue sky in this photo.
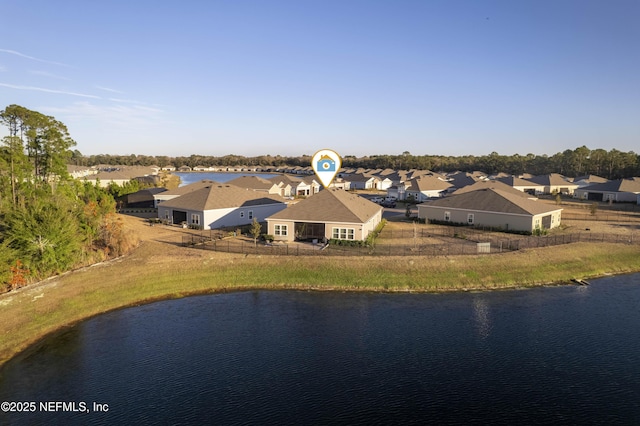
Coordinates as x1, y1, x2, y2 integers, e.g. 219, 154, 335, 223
1, 0, 638, 158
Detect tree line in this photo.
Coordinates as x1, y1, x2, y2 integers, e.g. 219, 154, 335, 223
73, 147, 639, 180
0, 104, 136, 292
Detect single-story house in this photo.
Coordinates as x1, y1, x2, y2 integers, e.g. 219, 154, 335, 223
344, 173, 381, 190
494, 176, 545, 195
403, 176, 453, 202
572, 175, 608, 189
574, 178, 640, 202
527, 173, 578, 195
265, 188, 383, 242
269, 174, 321, 197
417, 188, 563, 233
295, 176, 322, 196
157, 183, 287, 230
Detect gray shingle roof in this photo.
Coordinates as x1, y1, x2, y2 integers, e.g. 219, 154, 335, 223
267, 188, 382, 223
528, 173, 576, 186
581, 177, 640, 193
426, 188, 562, 216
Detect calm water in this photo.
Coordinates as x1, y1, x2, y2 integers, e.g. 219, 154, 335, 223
174, 172, 279, 186
1, 274, 640, 425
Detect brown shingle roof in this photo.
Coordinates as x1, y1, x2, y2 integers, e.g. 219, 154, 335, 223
495, 176, 541, 187
159, 180, 221, 196
160, 184, 285, 211
226, 175, 277, 190
452, 180, 533, 198
267, 188, 382, 223
406, 175, 453, 192
426, 188, 562, 216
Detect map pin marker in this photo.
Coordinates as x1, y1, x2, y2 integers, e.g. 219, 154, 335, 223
311, 149, 342, 189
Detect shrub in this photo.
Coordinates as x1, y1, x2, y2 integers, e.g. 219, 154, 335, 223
365, 219, 387, 246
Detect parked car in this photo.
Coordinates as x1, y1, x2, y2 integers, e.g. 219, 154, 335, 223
381, 200, 396, 208
370, 197, 384, 203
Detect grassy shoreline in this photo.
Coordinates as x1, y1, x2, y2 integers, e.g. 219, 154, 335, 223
2, 240, 640, 368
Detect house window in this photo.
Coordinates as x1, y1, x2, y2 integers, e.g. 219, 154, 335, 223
467, 213, 474, 225
444, 211, 451, 222
239, 211, 245, 218
164, 210, 170, 220
248, 210, 254, 220
332, 227, 355, 240
274, 224, 288, 236
191, 214, 200, 225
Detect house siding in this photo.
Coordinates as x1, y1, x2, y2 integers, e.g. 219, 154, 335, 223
159, 203, 286, 230
418, 206, 561, 233
267, 210, 382, 243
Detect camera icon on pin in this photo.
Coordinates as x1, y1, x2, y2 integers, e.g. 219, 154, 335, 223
317, 155, 336, 171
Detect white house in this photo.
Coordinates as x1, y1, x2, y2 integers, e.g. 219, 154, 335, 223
157, 183, 287, 230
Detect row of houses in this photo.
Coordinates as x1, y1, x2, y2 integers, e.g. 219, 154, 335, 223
147, 177, 569, 242
82, 163, 640, 242
68, 163, 640, 204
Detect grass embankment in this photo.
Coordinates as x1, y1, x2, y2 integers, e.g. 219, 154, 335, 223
1, 240, 640, 367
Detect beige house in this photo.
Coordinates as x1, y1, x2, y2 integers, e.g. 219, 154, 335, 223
266, 188, 383, 242
417, 188, 563, 233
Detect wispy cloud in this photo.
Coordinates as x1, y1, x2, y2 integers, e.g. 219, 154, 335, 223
0, 49, 70, 67
46, 101, 165, 128
96, 85, 124, 94
0, 82, 100, 99
28, 69, 71, 80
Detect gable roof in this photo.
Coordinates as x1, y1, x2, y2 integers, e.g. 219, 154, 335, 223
345, 172, 379, 182
495, 176, 543, 188
425, 188, 562, 216
269, 174, 303, 185
574, 174, 608, 184
267, 188, 382, 223
226, 175, 278, 191
159, 184, 285, 211
405, 175, 453, 192
528, 173, 576, 186
158, 179, 221, 197
452, 180, 534, 198
581, 177, 640, 193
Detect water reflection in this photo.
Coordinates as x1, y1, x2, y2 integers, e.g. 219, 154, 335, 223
472, 296, 491, 339
1, 275, 640, 425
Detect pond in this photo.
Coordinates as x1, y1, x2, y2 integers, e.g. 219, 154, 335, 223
1, 274, 639, 424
